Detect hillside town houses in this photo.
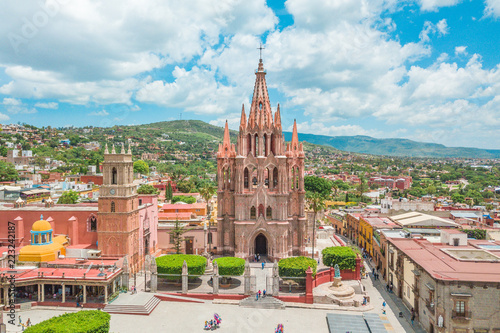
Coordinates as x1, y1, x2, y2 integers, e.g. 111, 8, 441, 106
0, 120, 499, 332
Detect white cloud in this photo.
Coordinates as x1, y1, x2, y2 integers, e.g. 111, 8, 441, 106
0, 0, 498, 149
209, 113, 242, 130
34, 102, 58, 109
88, 110, 109, 116
419, 0, 461, 12
136, 66, 249, 115
2, 98, 21, 106
129, 104, 140, 112
436, 19, 449, 35
0, 113, 9, 121
0, 66, 140, 105
420, 20, 449, 42
289, 121, 381, 137
485, 0, 500, 18
455, 46, 467, 55
1, 97, 36, 114
0, 0, 277, 104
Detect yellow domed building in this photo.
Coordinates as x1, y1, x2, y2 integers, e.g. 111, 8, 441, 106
18, 216, 69, 262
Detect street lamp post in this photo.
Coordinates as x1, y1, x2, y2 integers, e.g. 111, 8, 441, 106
134, 270, 137, 292
203, 221, 208, 255
208, 220, 212, 254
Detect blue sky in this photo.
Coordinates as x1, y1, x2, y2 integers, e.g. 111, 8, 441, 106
0, 0, 499, 149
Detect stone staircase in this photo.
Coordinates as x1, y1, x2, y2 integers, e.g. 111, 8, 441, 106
103, 295, 161, 315
239, 296, 285, 309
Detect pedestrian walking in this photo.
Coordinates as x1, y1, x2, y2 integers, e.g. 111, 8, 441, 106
256, 292, 259, 301
263, 289, 266, 298
411, 309, 415, 325
261, 261, 265, 270
258, 290, 262, 299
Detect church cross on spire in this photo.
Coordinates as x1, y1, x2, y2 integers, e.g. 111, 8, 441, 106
257, 43, 265, 61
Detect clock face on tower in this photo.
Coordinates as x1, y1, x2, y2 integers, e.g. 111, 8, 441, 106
109, 189, 116, 195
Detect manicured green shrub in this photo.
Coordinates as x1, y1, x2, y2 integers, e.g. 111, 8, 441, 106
156, 254, 207, 280
278, 256, 317, 278
213, 257, 245, 276
25, 310, 110, 333
322, 246, 356, 270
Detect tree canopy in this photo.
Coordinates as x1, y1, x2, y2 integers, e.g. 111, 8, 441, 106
133, 160, 149, 175
57, 190, 80, 204
304, 175, 332, 198
137, 184, 159, 195
172, 195, 196, 204
0, 161, 19, 181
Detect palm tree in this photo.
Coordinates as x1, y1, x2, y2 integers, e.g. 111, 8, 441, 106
357, 176, 366, 199
306, 192, 326, 260
199, 184, 216, 253
199, 184, 216, 217
331, 182, 339, 198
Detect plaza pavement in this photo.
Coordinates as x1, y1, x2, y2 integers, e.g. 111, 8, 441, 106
4, 295, 407, 333
4, 236, 415, 332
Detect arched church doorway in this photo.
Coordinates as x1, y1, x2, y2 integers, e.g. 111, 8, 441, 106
255, 234, 267, 255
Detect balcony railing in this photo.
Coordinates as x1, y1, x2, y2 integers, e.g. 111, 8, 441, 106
452, 310, 471, 320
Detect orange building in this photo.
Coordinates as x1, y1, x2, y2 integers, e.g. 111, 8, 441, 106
160, 203, 206, 217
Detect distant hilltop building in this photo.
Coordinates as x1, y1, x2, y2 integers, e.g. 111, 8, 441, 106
368, 175, 412, 191
7, 149, 33, 167
216, 59, 306, 260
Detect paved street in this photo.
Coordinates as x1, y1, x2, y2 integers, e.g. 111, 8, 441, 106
362, 260, 426, 333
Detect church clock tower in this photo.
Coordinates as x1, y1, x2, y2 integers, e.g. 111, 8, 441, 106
98, 143, 140, 273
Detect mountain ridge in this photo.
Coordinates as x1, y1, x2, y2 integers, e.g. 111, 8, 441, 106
137, 120, 499, 158
283, 132, 500, 158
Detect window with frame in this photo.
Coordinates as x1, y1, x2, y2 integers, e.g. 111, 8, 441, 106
266, 206, 272, 219
455, 300, 465, 314
111, 201, 115, 212
250, 206, 256, 219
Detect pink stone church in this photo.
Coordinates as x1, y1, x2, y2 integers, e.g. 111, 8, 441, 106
216, 59, 306, 260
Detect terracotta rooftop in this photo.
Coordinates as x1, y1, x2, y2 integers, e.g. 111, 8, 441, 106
389, 238, 500, 283
0, 265, 121, 282
362, 216, 399, 229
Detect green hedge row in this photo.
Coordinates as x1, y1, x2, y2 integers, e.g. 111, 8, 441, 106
156, 254, 207, 280
25, 310, 110, 333
213, 257, 245, 276
322, 246, 356, 270
278, 256, 317, 278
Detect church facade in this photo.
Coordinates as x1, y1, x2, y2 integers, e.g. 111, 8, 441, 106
216, 60, 306, 260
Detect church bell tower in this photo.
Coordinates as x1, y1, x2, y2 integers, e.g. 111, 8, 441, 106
98, 143, 140, 273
